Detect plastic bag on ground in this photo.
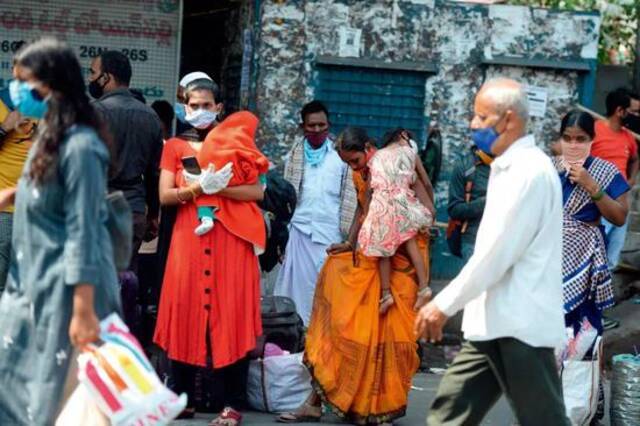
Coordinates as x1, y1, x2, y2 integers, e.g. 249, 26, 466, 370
247, 352, 311, 413
78, 313, 187, 425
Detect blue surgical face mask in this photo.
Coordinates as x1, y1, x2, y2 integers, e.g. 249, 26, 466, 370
471, 115, 505, 155
9, 80, 48, 119
174, 102, 186, 123
471, 127, 500, 155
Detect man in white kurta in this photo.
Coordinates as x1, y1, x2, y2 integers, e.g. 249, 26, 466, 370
274, 101, 356, 324
416, 79, 570, 426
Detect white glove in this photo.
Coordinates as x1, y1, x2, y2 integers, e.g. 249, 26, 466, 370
199, 162, 234, 194
182, 169, 199, 185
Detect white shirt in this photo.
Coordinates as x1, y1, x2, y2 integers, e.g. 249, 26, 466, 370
434, 135, 566, 348
290, 143, 345, 245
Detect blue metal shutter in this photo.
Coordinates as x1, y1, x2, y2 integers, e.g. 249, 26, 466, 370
315, 64, 427, 144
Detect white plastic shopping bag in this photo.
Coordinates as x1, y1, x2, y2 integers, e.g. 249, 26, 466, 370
56, 385, 109, 426
77, 313, 187, 426
247, 352, 312, 413
561, 337, 602, 426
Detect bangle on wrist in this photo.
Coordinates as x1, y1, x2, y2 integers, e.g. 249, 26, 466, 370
590, 187, 605, 201
176, 188, 187, 204
417, 287, 432, 298
187, 187, 198, 201
0, 127, 8, 139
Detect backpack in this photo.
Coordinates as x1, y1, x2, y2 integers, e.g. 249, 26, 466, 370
420, 128, 442, 187
259, 170, 297, 223
259, 214, 289, 272
259, 295, 305, 354
447, 150, 490, 257
258, 170, 297, 272
447, 175, 475, 257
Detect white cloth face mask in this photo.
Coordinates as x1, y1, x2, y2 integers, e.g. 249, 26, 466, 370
185, 108, 218, 129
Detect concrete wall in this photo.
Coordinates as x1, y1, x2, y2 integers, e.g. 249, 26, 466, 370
252, 0, 600, 277
593, 65, 632, 115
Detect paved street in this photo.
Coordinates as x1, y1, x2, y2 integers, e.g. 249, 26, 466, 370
174, 373, 514, 425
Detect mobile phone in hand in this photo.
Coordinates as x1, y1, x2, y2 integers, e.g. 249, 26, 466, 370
181, 156, 202, 175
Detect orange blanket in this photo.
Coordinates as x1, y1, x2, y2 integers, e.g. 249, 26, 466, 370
194, 111, 269, 251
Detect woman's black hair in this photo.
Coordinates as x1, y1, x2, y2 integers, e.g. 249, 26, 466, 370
381, 127, 413, 148
15, 37, 112, 183
335, 126, 371, 152
560, 109, 595, 140
151, 100, 175, 131
184, 78, 222, 103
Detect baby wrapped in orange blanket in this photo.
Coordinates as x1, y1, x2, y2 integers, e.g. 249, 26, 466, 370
188, 111, 270, 253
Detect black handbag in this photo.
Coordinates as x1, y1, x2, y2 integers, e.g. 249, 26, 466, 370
105, 190, 133, 271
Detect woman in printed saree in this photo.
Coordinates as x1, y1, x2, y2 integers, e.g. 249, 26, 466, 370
554, 110, 629, 420
277, 127, 433, 425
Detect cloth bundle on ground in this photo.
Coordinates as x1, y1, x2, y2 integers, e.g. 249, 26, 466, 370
610, 353, 640, 426
182, 111, 270, 253
247, 352, 312, 413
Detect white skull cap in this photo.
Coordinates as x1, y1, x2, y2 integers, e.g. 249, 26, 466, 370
179, 71, 213, 88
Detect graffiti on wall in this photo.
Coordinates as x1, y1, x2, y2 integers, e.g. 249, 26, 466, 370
254, 0, 600, 276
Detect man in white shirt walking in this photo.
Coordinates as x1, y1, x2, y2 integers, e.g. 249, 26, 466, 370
415, 78, 569, 425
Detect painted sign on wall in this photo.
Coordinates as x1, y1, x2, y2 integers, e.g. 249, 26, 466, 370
0, 0, 182, 102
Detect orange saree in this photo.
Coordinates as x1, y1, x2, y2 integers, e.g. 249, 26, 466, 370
303, 170, 426, 425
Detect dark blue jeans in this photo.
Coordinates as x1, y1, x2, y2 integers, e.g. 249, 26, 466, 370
0, 212, 12, 294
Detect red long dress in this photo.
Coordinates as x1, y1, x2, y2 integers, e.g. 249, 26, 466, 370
154, 112, 266, 368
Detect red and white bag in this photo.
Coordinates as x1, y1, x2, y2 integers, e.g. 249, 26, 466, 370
77, 314, 187, 425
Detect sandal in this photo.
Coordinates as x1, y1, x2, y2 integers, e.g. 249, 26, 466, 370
176, 407, 196, 419
209, 407, 242, 426
276, 402, 322, 423
379, 289, 395, 315
602, 316, 620, 331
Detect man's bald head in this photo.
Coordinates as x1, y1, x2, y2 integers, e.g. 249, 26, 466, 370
477, 78, 529, 126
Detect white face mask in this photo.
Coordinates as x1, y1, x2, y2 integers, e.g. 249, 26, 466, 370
185, 108, 218, 129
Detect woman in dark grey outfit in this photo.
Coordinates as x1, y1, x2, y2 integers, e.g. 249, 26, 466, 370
0, 38, 120, 424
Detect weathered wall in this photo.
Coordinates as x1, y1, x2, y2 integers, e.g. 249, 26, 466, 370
253, 0, 600, 277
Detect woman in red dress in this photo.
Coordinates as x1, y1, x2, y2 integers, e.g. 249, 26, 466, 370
154, 78, 268, 426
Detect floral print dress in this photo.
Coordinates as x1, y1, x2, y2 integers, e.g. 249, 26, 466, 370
358, 144, 432, 257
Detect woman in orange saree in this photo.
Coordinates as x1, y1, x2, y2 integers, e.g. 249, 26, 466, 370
278, 127, 432, 425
